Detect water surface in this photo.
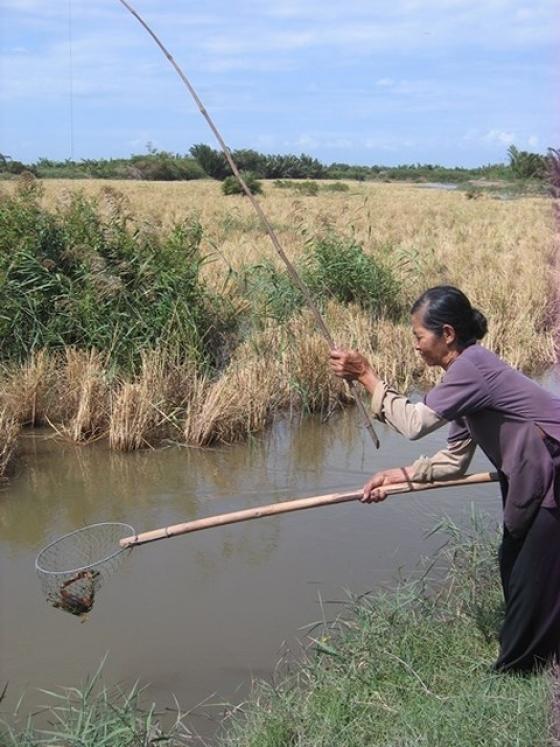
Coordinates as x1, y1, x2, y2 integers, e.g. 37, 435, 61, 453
0, 406, 508, 738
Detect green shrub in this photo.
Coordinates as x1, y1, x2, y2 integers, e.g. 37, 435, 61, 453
238, 261, 304, 322
222, 173, 263, 196
0, 185, 216, 366
128, 154, 205, 181
238, 234, 401, 323
302, 235, 400, 314
292, 181, 319, 196
322, 181, 350, 192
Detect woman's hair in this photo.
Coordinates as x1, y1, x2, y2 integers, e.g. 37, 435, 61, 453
411, 285, 488, 347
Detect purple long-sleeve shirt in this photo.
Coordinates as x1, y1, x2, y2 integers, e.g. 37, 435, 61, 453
425, 345, 560, 537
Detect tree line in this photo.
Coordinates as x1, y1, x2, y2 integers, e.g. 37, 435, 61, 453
0, 144, 554, 182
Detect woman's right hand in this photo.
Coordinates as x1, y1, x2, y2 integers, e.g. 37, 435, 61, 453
361, 467, 412, 503
329, 349, 379, 393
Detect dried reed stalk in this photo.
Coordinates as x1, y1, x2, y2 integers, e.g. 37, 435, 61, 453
109, 381, 154, 451
0, 405, 20, 479
45, 349, 110, 442
4, 350, 57, 426
108, 349, 183, 451
184, 358, 279, 446
109, 353, 160, 451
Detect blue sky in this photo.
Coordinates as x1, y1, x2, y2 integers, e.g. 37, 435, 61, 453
0, 0, 558, 167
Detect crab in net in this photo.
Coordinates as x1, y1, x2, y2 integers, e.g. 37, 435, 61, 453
35, 523, 135, 618
49, 569, 101, 617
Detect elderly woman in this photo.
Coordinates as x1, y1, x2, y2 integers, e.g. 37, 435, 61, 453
330, 285, 560, 674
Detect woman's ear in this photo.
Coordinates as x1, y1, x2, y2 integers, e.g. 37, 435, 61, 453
442, 323, 457, 345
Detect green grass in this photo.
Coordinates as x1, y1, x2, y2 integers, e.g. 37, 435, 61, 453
0, 660, 193, 746
219, 517, 553, 746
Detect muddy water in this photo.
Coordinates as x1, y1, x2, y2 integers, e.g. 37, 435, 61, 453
0, 400, 521, 738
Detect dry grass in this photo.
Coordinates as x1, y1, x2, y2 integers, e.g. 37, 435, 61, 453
2, 350, 57, 426
183, 358, 277, 446
109, 350, 176, 451
58, 349, 110, 443
0, 179, 555, 455
0, 405, 20, 479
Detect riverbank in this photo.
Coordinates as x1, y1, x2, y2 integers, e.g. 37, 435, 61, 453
218, 521, 552, 746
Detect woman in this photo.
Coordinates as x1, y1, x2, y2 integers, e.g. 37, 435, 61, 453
330, 285, 560, 674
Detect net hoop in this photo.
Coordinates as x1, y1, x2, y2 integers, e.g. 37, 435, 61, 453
35, 522, 135, 576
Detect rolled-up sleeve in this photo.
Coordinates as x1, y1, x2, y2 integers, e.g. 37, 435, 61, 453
371, 381, 447, 440
410, 437, 476, 482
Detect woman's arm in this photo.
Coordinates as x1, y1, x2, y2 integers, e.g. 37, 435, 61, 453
329, 349, 447, 439
361, 438, 476, 503
410, 438, 476, 482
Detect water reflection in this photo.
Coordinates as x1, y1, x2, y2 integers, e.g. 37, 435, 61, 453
0, 415, 368, 556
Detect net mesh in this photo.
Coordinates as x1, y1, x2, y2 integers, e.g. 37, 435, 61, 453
35, 523, 135, 616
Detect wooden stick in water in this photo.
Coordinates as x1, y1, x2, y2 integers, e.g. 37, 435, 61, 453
120, 472, 498, 547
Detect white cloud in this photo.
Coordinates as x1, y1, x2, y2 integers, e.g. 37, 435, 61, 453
294, 134, 319, 149
364, 135, 416, 151
528, 135, 539, 147
484, 129, 516, 145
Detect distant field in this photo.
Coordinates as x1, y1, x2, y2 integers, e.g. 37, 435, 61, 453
34, 177, 555, 369
0, 177, 555, 471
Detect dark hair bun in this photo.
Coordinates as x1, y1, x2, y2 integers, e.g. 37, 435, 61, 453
471, 308, 488, 340
411, 285, 489, 347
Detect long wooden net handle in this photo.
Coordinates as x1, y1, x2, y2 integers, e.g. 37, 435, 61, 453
120, 472, 498, 547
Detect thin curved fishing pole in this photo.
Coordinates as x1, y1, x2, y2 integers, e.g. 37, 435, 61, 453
115, 0, 380, 449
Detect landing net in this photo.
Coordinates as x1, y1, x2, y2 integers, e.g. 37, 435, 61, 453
35, 523, 134, 616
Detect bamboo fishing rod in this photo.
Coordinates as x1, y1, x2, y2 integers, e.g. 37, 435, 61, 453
116, 0, 381, 449
120, 472, 498, 547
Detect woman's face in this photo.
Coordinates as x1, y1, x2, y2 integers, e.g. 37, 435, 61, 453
411, 310, 457, 368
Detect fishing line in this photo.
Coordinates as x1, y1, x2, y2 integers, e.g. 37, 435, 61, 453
114, 0, 380, 449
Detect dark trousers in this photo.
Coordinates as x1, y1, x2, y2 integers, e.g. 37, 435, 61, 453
496, 506, 560, 673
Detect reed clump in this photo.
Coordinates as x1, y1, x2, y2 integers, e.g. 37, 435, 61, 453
57, 349, 110, 443
184, 357, 279, 446
109, 349, 191, 451
0, 180, 215, 367
2, 350, 58, 426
